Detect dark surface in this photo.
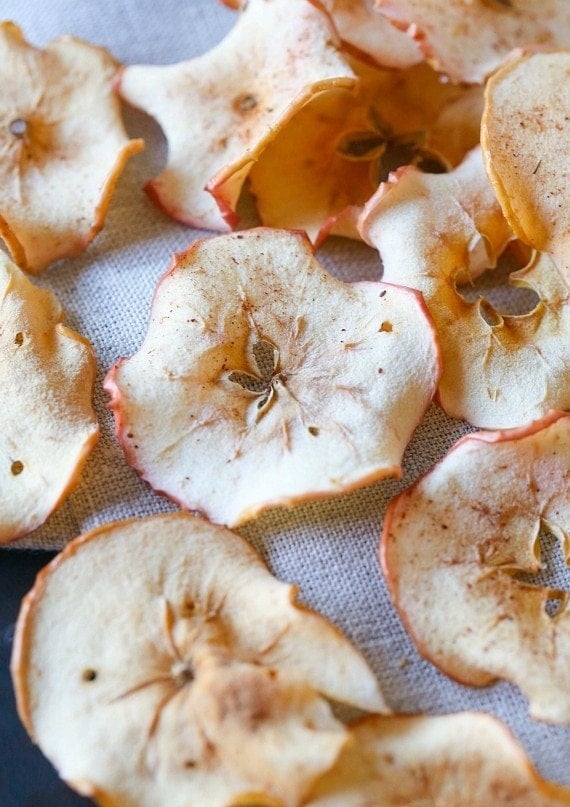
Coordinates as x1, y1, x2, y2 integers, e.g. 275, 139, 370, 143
0, 550, 92, 807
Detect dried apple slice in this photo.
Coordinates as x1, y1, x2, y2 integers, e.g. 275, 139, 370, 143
117, 0, 356, 232
0, 254, 98, 544
482, 50, 570, 285
0, 22, 143, 273
104, 228, 440, 527
381, 411, 570, 723
12, 512, 387, 806
376, 0, 570, 84
249, 58, 479, 244
359, 146, 570, 428
321, 0, 422, 68
307, 711, 570, 805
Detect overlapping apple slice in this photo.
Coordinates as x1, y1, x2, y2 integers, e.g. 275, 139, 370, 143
307, 712, 570, 805
0, 22, 143, 273
320, 0, 422, 68
359, 147, 570, 428
249, 58, 481, 244
12, 512, 387, 806
381, 411, 570, 723
376, 0, 570, 84
105, 228, 440, 527
117, 0, 356, 232
0, 254, 98, 544
482, 50, 570, 286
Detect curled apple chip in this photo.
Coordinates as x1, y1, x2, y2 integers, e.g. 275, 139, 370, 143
0, 255, 98, 544
376, 0, 570, 84
117, 0, 356, 232
381, 411, 570, 723
321, 0, 422, 69
482, 50, 570, 285
0, 22, 143, 273
105, 228, 440, 527
11, 512, 387, 806
249, 58, 479, 244
307, 711, 570, 805
359, 146, 570, 428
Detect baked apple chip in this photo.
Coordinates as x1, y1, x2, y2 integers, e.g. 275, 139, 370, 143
11, 512, 387, 806
117, 0, 356, 232
382, 411, 570, 723
105, 228, 440, 527
0, 254, 98, 544
376, 0, 570, 84
482, 50, 570, 285
320, 0, 422, 69
249, 58, 480, 244
0, 22, 143, 273
359, 147, 570, 428
307, 712, 570, 805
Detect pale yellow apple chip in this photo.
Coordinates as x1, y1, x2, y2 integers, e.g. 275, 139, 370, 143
376, 0, 570, 84
320, 0, 422, 68
117, 0, 356, 232
359, 146, 570, 428
0, 254, 98, 543
482, 50, 570, 285
249, 58, 480, 244
0, 22, 143, 273
11, 512, 388, 806
381, 411, 570, 722
104, 229, 440, 527
307, 712, 570, 805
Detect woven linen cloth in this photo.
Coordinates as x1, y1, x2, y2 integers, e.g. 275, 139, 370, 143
2, 0, 570, 791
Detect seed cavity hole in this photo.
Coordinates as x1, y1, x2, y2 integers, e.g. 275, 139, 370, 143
515, 526, 570, 619
172, 660, 195, 688
233, 93, 258, 114
9, 118, 27, 138
308, 426, 319, 437
379, 321, 393, 333
14, 332, 24, 346
11, 460, 24, 476
180, 599, 196, 617
545, 597, 564, 618
456, 240, 539, 319
82, 668, 98, 682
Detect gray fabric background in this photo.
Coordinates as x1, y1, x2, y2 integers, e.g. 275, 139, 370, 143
2, 0, 569, 791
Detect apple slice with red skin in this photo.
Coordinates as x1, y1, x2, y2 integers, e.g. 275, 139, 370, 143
375, 0, 570, 84
359, 146, 570, 429
381, 411, 570, 723
307, 711, 570, 806
105, 228, 440, 527
0, 22, 143, 273
11, 512, 388, 807
482, 50, 570, 287
117, 0, 356, 232
249, 57, 481, 245
0, 254, 98, 543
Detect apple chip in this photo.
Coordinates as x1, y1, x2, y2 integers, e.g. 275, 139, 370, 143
376, 0, 570, 84
359, 146, 570, 428
105, 228, 440, 527
117, 0, 356, 232
307, 712, 570, 805
0, 22, 143, 273
482, 50, 570, 285
249, 58, 479, 244
381, 411, 570, 723
12, 512, 387, 806
0, 254, 98, 544
321, 0, 422, 68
